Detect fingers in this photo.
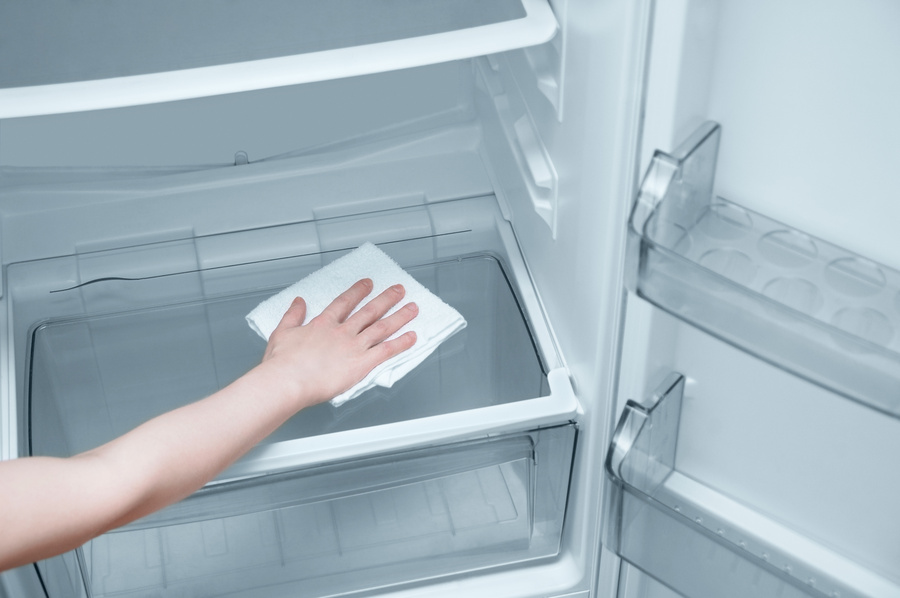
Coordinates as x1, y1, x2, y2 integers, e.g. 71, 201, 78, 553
373, 330, 418, 361
306, 279, 419, 350
320, 278, 374, 323
359, 302, 418, 346
274, 297, 307, 332
346, 283, 407, 333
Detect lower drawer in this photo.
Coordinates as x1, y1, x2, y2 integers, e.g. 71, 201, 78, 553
38, 424, 575, 598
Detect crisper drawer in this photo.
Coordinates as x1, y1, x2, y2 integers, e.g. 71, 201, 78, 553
11, 195, 577, 472
38, 424, 575, 598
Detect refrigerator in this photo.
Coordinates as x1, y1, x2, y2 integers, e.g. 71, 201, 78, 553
1, 1, 898, 597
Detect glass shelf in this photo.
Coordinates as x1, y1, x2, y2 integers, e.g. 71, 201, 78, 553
0, 0, 556, 118
628, 122, 900, 417
26, 256, 546, 462
605, 373, 900, 598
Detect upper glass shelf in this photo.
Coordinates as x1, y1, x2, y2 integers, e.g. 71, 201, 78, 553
628, 122, 900, 418
0, 0, 556, 119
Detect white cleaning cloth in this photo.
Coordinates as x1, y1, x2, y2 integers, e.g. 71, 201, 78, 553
246, 242, 466, 406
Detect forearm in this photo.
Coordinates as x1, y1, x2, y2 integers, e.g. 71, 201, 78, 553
88, 361, 306, 527
0, 362, 305, 571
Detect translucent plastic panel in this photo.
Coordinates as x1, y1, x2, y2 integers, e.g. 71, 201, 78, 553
28, 255, 545, 459
613, 488, 826, 598
36, 425, 575, 598
617, 562, 685, 598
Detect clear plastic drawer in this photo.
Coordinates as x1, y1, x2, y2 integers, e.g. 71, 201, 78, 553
38, 425, 575, 598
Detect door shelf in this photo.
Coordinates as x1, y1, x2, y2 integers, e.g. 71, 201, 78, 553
629, 122, 900, 418
605, 374, 900, 598
0, 0, 556, 118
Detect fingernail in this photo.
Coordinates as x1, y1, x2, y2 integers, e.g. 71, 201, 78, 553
392, 284, 404, 293
405, 302, 418, 312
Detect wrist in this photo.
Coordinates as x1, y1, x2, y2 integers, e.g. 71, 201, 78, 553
250, 358, 327, 413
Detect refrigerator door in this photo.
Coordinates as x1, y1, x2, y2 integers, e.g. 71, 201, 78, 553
603, 1, 900, 597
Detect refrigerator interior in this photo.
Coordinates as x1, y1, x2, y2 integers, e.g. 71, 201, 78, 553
608, 1, 900, 597
0, 0, 637, 595
1, 0, 650, 596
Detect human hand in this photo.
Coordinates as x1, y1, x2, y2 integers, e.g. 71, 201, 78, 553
260, 278, 418, 409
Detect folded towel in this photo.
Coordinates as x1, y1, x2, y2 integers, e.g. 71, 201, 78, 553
246, 242, 466, 406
